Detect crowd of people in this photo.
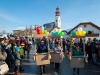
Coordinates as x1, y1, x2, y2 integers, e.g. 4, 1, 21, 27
0, 35, 100, 75
49, 38, 100, 75
0, 36, 32, 75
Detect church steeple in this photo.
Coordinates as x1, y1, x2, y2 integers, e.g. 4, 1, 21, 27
55, 6, 61, 28
55, 6, 60, 16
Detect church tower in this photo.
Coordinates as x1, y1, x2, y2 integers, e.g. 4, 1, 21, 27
55, 7, 61, 28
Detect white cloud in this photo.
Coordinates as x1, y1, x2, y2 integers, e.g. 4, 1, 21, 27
0, 12, 18, 22
15, 27, 25, 30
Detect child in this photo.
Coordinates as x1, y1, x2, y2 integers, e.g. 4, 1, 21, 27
72, 45, 83, 75
19, 42, 25, 71
54, 42, 62, 71
14, 44, 21, 75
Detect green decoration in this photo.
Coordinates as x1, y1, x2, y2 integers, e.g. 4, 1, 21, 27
71, 31, 76, 36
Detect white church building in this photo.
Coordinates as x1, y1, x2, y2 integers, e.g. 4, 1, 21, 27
43, 7, 61, 32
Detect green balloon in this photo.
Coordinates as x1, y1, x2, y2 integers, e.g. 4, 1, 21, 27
71, 31, 76, 36
59, 32, 62, 36
59, 32, 64, 36
61, 32, 64, 36
44, 30, 47, 34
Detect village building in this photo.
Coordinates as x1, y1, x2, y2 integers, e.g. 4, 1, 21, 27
63, 22, 100, 41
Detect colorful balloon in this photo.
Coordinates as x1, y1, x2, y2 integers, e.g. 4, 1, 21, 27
76, 31, 81, 36
78, 27, 83, 31
54, 28, 57, 32
46, 32, 49, 34
58, 29, 61, 32
55, 32, 59, 36
44, 30, 47, 34
81, 30, 86, 36
41, 30, 44, 34
71, 31, 76, 36
61, 32, 64, 36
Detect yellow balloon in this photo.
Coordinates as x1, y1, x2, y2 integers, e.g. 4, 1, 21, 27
76, 31, 81, 36
81, 30, 86, 36
46, 32, 49, 34
58, 29, 61, 32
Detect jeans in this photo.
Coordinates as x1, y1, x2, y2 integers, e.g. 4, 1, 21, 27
92, 53, 97, 64
73, 68, 80, 74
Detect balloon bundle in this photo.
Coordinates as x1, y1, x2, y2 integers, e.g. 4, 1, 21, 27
71, 27, 86, 36
51, 28, 64, 36
35, 26, 49, 34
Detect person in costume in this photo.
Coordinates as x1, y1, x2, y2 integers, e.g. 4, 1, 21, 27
19, 42, 24, 72
72, 45, 83, 75
14, 43, 21, 75
54, 42, 62, 71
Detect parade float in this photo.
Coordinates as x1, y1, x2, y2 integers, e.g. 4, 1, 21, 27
49, 28, 65, 63
33, 26, 51, 75
69, 27, 88, 68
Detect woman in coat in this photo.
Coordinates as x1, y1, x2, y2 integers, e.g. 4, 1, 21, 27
0, 38, 7, 65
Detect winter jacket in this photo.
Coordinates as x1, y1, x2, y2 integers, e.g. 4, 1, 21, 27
19, 46, 24, 57
54, 46, 62, 53
72, 49, 83, 56
0, 45, 7, 65
14, 51, 21, 66
49, 43, 55, 50
5, 48, 13, 61
37, 44, 48, 53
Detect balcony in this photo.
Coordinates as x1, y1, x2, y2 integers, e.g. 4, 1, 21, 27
86, 33, 99, 37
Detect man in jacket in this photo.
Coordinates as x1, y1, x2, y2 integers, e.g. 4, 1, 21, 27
37, 40, 48, 73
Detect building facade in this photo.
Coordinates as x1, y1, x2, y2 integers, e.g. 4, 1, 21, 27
64, 22, 100, 40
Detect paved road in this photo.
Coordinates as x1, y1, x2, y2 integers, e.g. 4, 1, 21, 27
6, 45, 100, 75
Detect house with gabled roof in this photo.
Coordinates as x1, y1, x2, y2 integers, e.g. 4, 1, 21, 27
64, 22, 100, 40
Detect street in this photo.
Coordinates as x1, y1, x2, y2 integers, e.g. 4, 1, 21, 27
6, 45, 100, 75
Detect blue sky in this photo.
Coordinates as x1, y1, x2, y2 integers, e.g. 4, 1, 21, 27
0, 0, 100, 33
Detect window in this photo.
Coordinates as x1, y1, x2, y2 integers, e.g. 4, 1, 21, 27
88, 31, 94, 34
84, 25, 87, 27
